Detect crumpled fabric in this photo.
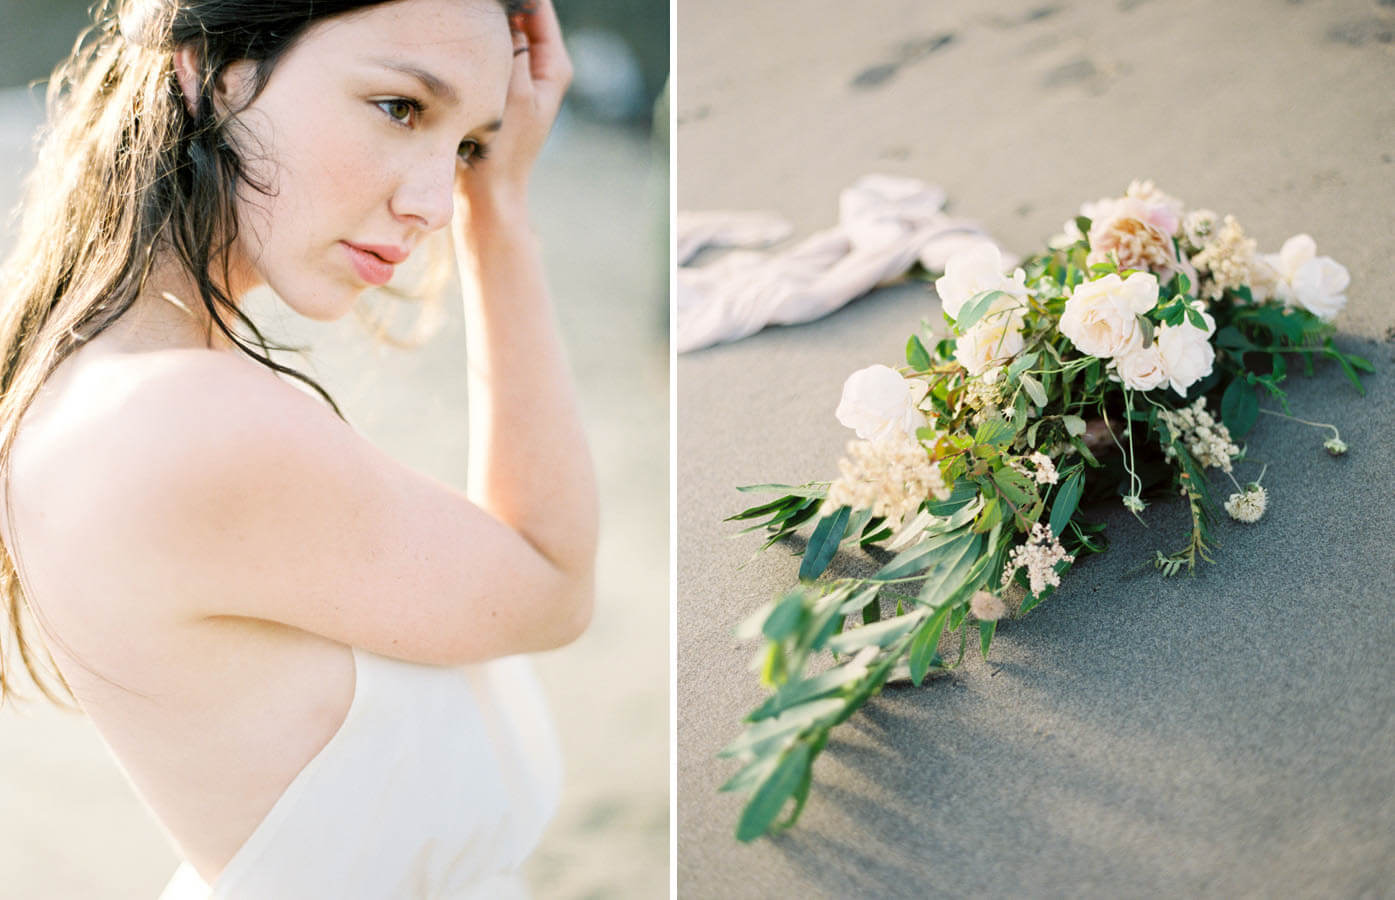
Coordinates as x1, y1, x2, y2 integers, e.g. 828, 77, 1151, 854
676, 174, 1012, 353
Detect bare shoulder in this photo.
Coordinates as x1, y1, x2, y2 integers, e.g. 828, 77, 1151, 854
13, 347, 589, 665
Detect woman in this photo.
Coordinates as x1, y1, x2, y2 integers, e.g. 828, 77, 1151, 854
0, 0, 595, 896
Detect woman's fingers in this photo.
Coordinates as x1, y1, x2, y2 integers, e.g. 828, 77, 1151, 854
514, 0, 571, 90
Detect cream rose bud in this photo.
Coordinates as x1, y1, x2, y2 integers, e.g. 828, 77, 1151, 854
1156, 312, 1217, 396
1264, 234, 1349, 321
933, 242, 1028, 322
1113, 343, 1168, 392
835, 364, 928, 440
1058, 272, 1159, 359
955, 314, 1026, 376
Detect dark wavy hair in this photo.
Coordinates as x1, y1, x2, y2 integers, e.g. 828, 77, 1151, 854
0, 0, 524, 707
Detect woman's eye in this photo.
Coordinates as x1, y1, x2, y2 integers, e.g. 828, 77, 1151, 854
376, 99, 418, 125
457, 139, 484, 165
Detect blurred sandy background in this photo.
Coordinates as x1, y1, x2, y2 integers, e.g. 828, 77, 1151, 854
0, 2, 668, 898
678, 0, 1393, 896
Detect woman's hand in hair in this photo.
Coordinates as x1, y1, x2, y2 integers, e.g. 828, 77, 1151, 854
456, 0, 571, 215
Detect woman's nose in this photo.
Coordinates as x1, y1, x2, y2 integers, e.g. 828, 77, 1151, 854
389, 153, 455, 232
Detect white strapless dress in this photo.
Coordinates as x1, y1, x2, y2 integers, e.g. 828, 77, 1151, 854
157, 647, 561, 899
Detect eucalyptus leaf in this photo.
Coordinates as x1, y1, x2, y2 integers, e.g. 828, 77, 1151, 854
799, 505, 851, 581
824, 609, 927, 654
1019, 373, 1048, 408
1007, 351, 1040, 381
909, 605, 952, 686
1049, 470, 1084, 536
919, 532, 983, 608
747, 664, 869, 722
736, 742, 812, 842
1062, 414, 1087, 437
979, 619, 997, 658
762, 590, 806, 641
871, 529, 968, 581
718, 698, 844, 758
955, 290, 1010, 333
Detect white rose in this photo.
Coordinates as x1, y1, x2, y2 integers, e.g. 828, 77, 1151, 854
835, 364, 927, 440
955, 314, 1026, 376
1264, 234, 1348, 321
1058, 272, 1159, 359
1113, 343, 1168, 392
1156, 311, 1217, 396
933, 243, 1028, 323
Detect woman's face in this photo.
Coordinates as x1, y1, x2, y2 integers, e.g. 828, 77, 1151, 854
218, 0, 514, 320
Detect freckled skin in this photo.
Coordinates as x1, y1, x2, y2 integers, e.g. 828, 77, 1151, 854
222, 0, 514, 321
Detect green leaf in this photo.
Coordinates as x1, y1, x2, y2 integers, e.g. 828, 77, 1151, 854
871, 529, 969, 581
1007, 351, 1040, 381
919, 532, 984, 608
1074, 215, 1092, 235
1019, 373, 1048, 408
1186, 307, 1206, 330
736, 742, 812, 842
824, 609, 927, 654
1137, 314, 1155, 349
1049, 470, 1084, 536
762, 590, 806, 641
719, 753, 779, 794
799, 506, 851, 581
979, 619, 997, 659
906, 334, 932, 370
992, 466, 1037, 507
926, 479, 979, 516
909, 605, 953, 686
1324, 345, 1367, 396
861, 597, 881, 625
974, 416, 1017, 448
719, 698, 844, 758
747, 665, 869, 722
1062, 414, 1087, 437
1214, 325, 1252, 352
1220, 377, 1260, 437
727, 495, 800, 522
736, 483, 828, 498
954, 290, 1011, 332
1346, 353, 1376, 373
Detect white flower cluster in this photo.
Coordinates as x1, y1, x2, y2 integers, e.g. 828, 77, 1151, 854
1224, 485, 1268, 523
1011, 451, 1059, 486
1156, 398, 1240, 473
934, 244, 1030, 376
1058, 271, 1216, 396
1002, 523, 1075, 596
961, 375, 1002, 425
826, 433, 950, 529
1190, 215, 1272, 303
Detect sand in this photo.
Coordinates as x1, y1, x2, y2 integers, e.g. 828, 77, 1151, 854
677, 0, 1395, 896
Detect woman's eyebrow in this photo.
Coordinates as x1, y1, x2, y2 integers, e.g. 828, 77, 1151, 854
368, 58, 460, 106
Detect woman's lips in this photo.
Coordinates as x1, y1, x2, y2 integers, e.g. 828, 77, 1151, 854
341, 241, 397, 286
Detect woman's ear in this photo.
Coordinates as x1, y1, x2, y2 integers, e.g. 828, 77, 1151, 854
172, 46, 202, 116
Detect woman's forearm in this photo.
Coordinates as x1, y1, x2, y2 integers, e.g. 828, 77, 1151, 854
454, 198, 599, 599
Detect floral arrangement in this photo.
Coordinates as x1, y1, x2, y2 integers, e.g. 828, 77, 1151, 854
719, 181, 1371, 841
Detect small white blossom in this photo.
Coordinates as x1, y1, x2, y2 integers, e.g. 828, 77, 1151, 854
1324, 437, 1348, 456
1027, 452, 1058, 486
825, 433, 951, 530
1157, 398, 1240, 473
1002, 523, 1075, 596
1123, 494, 1147, 513
1225, 485, 1268, 523
969, 590, 1007, 622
